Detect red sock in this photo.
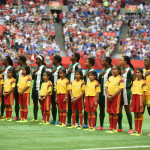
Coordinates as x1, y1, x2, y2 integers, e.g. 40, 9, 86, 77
134, 118, 138, 132
59, 112, 63, 124
9, 107, 12, 118
88, 114, 91, 128
113, 115, 118, 130
138, 117, 143, 133
91, 114, 96, 128
109, 114, 113, 129
72, 112, 76, 126
24, 108, 28, 120
5, 107, 8, 118
46, 111, 50, 122
20, 108, 24, 119
43, 112, 46, 122
79, 113, 83, 126
62, 112, 67, 124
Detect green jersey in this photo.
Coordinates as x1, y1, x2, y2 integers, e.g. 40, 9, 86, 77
32, 65, 46, 91
67, 62, 82, 82
84, 68, 96, 84
1, 65, 13, 82
100, 68, 112, 95
52, 65, 64, 86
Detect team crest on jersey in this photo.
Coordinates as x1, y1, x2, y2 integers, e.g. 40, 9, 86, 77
131, 70, 134, 74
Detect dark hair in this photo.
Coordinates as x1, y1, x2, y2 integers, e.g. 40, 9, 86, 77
136, 68, 143, 79
146, 56, 150, 60
59, 68, 66, 74
6, 56, 13, 66
74, 53, 80, 62
88, 57, 95, 66
8, 67, 16, 78
40, 55, 46, 66
113, 65, 121, 75
123, 56, 134, 70
75, 70, 83, 79
105, 57, 112, 66
44, 71, 53, 81
54, 55, 62, 63
23, 65, 30, 75
19, 55, 26, 63
88, 70, 98, 80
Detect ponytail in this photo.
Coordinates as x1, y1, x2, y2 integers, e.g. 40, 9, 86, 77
123, 56, 134, 70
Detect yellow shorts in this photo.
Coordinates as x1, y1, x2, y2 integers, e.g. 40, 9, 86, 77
144, 95, 150, 107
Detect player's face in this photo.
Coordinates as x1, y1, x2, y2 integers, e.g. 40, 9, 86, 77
102, 58, 106, 66
22, 68, 27, 76
112, 66, 119, 76
70, 54, 75, 61
7, 70, 13, 79
88, 73, 95, 81
120, 57, 125, 67
43, 72, 48, 81
59, 70, 65, 78
2, 57, 7, 65
136, 70, 142, 79
75, 72, 81, 80
144, 58, 150, 68
36, 57, 41, 65
52, 58, 57, 65
17, 57, 21, 65
85, 60, 90, 68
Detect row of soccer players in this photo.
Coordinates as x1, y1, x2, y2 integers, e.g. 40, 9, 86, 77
0, 54, 150, 136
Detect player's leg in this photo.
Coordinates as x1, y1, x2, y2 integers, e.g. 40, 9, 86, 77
71, 101, 76, 126
13, 90, 19, 120
67, 95, 72, 125
137, 112, 143, 135
0, 96, 5, 118
51, 90, 57, 123
77, 98, 83, 127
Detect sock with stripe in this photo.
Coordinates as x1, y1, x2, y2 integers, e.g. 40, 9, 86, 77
59, 112, 63, 124
20, 108, 24, 119
46, 111, 50, 122
126, 112, 132, 129
138, 117, 143, 133
43, 111, 46, 122
62, 112, 67, 124
79, 113, 83, 126
113, 115, 118, 130
109, 114, 113, 129
91, 114, 96, 128
9, 106, 12, 118
134, 118, 138, 132
72, 112, 76, 126
118, 112, 123, 129
88, 114, 91, 128
24, 108, 28, 120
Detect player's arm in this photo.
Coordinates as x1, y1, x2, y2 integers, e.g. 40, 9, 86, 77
19, 86, 29, 95
74, 90, 85, 102
4, 87, 15, 97
110, 88, 123, 99
51, 68, 57, 74
94, 92, 99, 106
0, 84, 3, 97
0, 68, 6, 73
32, 68, 39, 79
141, 91, 145, 109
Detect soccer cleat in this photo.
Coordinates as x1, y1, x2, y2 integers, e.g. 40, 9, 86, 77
117, 128, 123, 132
7, 118, 12, 122
60, 123, 66, 127
89, 128, 96, 131
82, 124, 89, 128
84, 127, 91, 131
106, 127, 112, 131
135, 132, 142, 136
55, 121, 60, 125
67, 125, 76, 129
128, 129, 134, 134
55, 123, 62, 127
77, 125, 83, 130
50, 120, 56, 124
105, 129, 113, 133
16, 119, 24, 123
0, 115, 4, 119
31, 119, 38, 122
1, 118, 7, 121
96, 126, 104, 130
39, 121, 45, 125
130, 132, 138, 136
44, 121, 50, 125
66, 123, 72, 126
22, 119, 28, 123
12, 117, 20, 121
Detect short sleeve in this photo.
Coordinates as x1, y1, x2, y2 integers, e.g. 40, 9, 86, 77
11, 80, 16, 88
26, 77, 32, 87
0, 76, 4, 85
81, 82, 85, 91
142, 82, 147, 92
119, 78, 124, 89
95, 81, 101, 93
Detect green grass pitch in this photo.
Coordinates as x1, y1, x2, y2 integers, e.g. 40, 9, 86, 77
0, 99, 150, 150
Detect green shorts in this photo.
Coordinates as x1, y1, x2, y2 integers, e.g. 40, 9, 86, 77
99, 93, 105, 107
121, 89, 132, 106
32, 89, 40, 100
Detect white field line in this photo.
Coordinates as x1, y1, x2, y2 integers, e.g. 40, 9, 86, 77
73, 145, 150, 150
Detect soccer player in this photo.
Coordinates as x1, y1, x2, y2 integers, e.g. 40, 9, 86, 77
32, 55, 46, 121
105, 65, 124, 133
17, 65, 31, 122
55, 69, 70, 127
3, 68, 15, 121
130, 68, 147, 136
84, 70, 100, 131
83, 57, 96, 128
118, 56, 135, 134
13, 55, 27, 121
50, 55, 63, 124
39, 71, 52, 125
0, 56, 13, 119
97, 57, 112, 130
68, 70, 85, 129
67, 53, 82, 126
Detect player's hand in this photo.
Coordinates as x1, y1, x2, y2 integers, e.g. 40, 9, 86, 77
34, 68, 40, 73
94, 101, 98, 107
73, 97, 78, 102
121, 70, 126, 74
140, 103, 143, 109
55, 98, 58, 103
68, 67, 73, 73
63, 98, 67, 103
108, 96, 112, 101
19, 91, 23, 95
4, 93, 8, 97
71, 97, 75, 102
84, 100, 86, 106
101, 71, 106, 76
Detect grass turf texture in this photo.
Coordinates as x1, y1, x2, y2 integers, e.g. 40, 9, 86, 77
0, 82, 150, 150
